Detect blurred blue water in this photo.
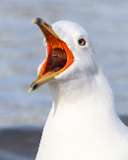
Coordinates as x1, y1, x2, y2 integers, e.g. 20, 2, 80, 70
0, 0, 128, 159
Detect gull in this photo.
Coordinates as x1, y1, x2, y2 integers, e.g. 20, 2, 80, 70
29, 17, 128, 160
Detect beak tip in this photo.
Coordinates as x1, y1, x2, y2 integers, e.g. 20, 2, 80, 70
32, 17, 43, 25
28, 87, 33, 93
28, 82, 39, 93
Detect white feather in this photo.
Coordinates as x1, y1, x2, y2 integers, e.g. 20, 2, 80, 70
36, 20, 128, 160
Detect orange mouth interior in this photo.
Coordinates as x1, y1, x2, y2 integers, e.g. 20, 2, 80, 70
38, 35, 74, 79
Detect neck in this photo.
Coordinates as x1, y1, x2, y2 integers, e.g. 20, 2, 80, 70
50, 70, 113, 108
48, 70, 121, 126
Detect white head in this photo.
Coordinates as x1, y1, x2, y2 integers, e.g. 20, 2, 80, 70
29, 18, 98, 91
52, 20, 98, 82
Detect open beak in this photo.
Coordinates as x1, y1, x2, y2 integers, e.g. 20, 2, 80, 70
29, 17, 74, 92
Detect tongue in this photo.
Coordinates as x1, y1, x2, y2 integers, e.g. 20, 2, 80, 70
45, 48, 67, 72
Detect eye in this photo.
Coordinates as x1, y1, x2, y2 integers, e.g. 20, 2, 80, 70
78, 38, 86, 46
